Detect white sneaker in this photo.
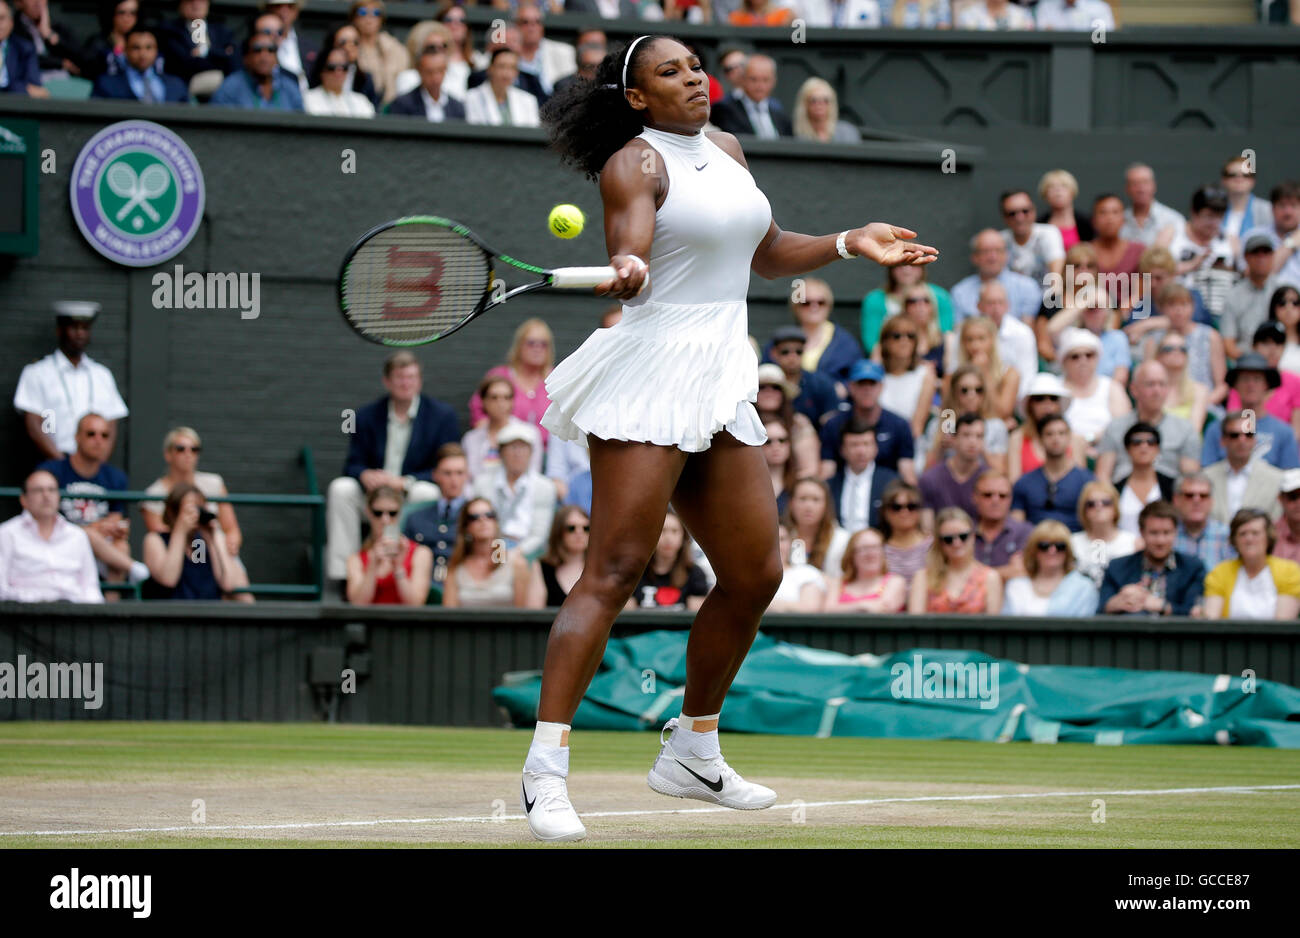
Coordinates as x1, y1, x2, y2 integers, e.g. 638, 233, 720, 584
521, 770, 587, 842
646, 718, 777, 810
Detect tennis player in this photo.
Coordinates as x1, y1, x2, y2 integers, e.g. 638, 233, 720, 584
520, 35, 938, 842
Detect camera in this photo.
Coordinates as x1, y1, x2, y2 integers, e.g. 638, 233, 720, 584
198, 506, 217, 527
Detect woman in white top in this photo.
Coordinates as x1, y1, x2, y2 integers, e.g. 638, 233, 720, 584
1003, 520, 1073, 616
1069, 480, 1138, 586
465, 49, 541, 127
768, 524, 827, 612
1267, 285, 1300, 375
304, 47, 376, 117
442, 497, 545, 608
520, 35, 935, 840
1203, 509, 1300, 620
783, 478, 850, 577
877, 312, 936, 439
1114, 422, 1175, 536
1059, 328, 1130, 450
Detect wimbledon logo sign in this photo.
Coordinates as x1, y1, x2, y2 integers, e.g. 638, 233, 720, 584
69, 120, 205, 268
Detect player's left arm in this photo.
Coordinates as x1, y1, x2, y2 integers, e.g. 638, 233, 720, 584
708, 132, 939, 279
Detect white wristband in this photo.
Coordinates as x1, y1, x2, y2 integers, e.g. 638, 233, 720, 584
836, 230, 855, 260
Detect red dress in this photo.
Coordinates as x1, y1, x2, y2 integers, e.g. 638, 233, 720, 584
360, 540, 416, 604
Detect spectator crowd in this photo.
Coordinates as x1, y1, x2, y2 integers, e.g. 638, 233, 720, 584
5, 4, 1300, 623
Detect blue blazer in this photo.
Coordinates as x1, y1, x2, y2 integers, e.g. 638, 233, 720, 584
1097, 550, 1206, 616
826, 464, 898, 532
342, 394, 461, 483
386, 87, 466, 120
90, 71, 190, 102
1, 35, 41, 94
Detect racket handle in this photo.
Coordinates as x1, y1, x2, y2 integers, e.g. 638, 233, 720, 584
549, 266, 620, 289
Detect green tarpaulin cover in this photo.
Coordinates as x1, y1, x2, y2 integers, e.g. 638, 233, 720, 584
492, 631, 1300, 747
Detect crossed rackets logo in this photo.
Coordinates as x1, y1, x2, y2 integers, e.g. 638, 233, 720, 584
99, 156, 175, 233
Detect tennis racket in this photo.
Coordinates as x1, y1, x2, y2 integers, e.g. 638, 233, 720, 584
338, 215, 632, 347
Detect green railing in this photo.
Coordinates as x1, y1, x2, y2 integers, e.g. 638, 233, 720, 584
2, 447, 325, 600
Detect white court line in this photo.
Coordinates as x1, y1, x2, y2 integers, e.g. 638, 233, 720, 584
2, 784, 1297, 838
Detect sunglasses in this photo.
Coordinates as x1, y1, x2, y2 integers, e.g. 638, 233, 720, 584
1085, 498, 1114, 509
485, 392, 513, 401
885, 331, 918, 341
1224, 430, 1257, 440
1283, 490, 1300, 502
976, 490, 1009, 500
1223, 171, 1251, 179
1066, 351, 1097, 361
889, 502, 921, 512
335, 37, 359, 46
1037, 541, 1068, 553
171, 444, 201, 453
355, 7, 382, 16
1027, 395, 1060, 403
940, 531, 972, 545
797, 299, 830, 307
565, 524, 590, 533
1178, 491, 1211, 500
323, 63, 349, 71
1277, 298, 1300, 308
1127, 437, 1159, 447
424, 42, 447, 51
250, 43, 277, 53
772, 346, 804, 355
371, 508, 399, 518
1158, 344, 1187, 354
467, 510, 497, 522
904, 296, 932, 305
1003, 207, 1034, 217
81, 430, 111, 439
958, 384, 985, 395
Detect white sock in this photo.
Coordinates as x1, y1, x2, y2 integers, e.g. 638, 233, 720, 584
524, 721, 570, 776
669, 712, 721, 760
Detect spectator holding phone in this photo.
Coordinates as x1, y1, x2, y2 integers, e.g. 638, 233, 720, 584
142, 483, 238, 600
346, 485, 432, 605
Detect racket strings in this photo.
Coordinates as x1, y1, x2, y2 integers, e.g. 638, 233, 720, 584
342, 226, 492, 345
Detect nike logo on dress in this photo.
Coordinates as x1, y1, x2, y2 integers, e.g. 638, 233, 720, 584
522, 781, 536, 813
695, 163, 708, 171
676, 759, 724, 791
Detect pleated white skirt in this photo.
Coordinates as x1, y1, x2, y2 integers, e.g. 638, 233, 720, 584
540, 298, 766, 453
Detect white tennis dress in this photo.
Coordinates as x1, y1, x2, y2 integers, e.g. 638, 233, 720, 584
540, 125, 774, 452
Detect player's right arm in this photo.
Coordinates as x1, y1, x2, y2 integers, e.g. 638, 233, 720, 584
596, 143, 659, 300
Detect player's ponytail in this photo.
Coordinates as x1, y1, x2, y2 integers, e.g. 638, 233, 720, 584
541, 36, 669, 182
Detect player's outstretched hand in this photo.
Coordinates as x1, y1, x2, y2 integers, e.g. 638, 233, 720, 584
849, 224, 939, 268
595, 254, 649, 299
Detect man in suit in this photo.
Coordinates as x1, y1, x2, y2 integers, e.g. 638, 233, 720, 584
268, 0, 315, 90
1205, 411, 1285, 523
465, 48, 539, 127
386, 48, 465, 121
90, 27, 189, 102
709, 54, 792, 139
403, 443, 470, 584
159, 0, 238, 83
827, 420, 896, 533
0, 0, 43, 95
1099, 500, 1205, 616
326, 351, 461, 580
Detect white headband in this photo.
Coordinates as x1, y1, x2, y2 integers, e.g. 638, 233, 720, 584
622, 35, 650, 89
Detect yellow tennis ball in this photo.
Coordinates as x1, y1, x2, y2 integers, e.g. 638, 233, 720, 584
548, 204, 585, 239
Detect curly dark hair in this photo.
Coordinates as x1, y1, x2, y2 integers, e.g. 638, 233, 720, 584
541, 35, 679, 181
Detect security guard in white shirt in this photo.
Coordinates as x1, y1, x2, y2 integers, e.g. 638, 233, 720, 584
12, 302, 129, 460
